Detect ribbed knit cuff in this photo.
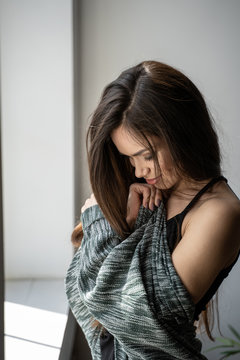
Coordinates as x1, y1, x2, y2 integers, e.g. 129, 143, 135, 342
81, 204, 105, 230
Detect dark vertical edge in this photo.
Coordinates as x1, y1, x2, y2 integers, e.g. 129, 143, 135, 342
59, 1, 91, 359
59, 309, 77, 360
73, 0, 83, 221
0, 52, 5, 359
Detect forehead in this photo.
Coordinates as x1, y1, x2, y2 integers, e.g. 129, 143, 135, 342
111, 125, 157, 155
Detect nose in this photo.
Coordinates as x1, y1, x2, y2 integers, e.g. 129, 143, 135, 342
135, 165, 149, 179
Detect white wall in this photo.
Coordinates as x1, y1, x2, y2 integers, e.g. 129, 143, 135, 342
78, 1, 240, 359
0, 0, 73, 278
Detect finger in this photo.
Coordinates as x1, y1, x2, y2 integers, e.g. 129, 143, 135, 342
141, 186, 155, 210
148, 186, 156, 211
81, 195, 97, 213
154, 188, 162, 207
129, 183, 157, 210
81, 200, 89, 213
129, 183, 149, 209
141, 187, 152, 208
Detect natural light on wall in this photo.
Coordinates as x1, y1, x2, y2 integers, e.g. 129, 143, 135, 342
0, 0, 74, 358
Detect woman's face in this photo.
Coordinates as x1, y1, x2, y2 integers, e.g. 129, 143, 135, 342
111, 125, 180, 190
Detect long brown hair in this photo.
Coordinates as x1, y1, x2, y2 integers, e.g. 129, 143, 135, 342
87, 61, 221, 237
74, 60, 222, 339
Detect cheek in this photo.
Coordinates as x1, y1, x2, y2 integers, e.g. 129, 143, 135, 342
157, 153, 174, 172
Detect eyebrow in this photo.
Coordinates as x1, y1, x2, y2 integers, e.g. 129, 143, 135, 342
132, 149, 148, 156
120, 149, 148, 157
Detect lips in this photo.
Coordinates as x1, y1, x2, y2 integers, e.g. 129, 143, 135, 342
145, 175, 162, 185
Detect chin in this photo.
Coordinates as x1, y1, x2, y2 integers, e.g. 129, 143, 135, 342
155, 176, 178, 191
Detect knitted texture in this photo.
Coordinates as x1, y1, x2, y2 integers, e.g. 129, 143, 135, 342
65, 203, 207, 359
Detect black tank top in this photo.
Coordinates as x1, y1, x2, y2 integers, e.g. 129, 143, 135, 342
100, 176, 239, 360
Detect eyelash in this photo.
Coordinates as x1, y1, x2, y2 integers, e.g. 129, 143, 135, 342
125, 154, 153, 164
144, 155, 153, 161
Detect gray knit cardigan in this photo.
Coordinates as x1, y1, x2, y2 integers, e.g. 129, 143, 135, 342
65, 202, 207, 359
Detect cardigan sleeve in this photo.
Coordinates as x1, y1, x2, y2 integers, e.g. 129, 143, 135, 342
65, 245, 103, 360
81, 203, 153, 233
65, 205, 123, 360
66, 203, 206, 360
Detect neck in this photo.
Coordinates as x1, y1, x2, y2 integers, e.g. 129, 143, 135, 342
163, 177, 213, 202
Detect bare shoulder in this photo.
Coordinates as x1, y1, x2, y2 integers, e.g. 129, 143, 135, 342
183, 180, 240, 233
193, 193, 240, 230
185, 188, 240, 264
172, 183, 240, 303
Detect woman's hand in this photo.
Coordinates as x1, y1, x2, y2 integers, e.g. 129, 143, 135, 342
81, 193, 98, 213
126, 183, 162, 228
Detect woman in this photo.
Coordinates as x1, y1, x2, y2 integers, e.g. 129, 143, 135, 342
65, 61, 240, 360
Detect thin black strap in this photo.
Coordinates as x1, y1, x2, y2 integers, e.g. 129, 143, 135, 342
182, 176, 227, 215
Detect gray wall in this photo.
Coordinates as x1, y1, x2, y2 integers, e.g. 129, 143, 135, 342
0, 0, 73, 278
78, 1, 240, 359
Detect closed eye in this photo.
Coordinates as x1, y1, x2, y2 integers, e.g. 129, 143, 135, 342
120, 151, 153, 163
144, 155, 153, 161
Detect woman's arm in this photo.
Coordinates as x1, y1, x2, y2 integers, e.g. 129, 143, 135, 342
171, 200, 240, 304
105, 183, 240, 305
